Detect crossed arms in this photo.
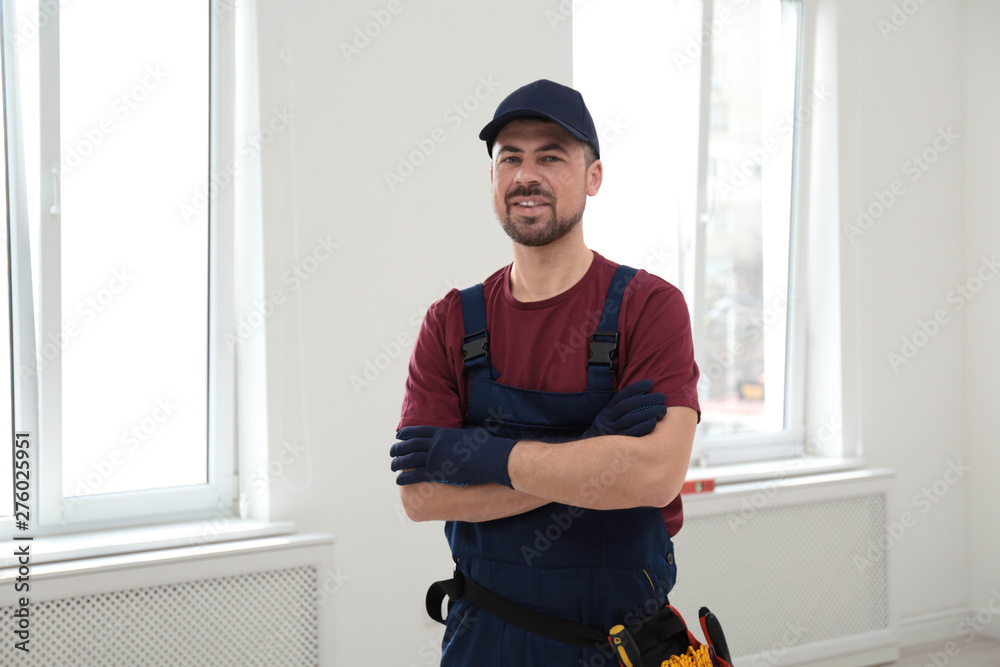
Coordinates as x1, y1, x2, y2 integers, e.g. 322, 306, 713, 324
396, 405, 698, 523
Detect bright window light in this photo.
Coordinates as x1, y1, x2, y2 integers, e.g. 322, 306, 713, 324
57, 0, 209, 497
575, 0, 805, 461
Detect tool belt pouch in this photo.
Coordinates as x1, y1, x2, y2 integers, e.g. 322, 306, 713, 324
607, 604, 733, 667
427, 572, 733, 667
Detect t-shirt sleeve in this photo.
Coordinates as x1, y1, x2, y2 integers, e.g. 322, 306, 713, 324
618, 276, 701, 422
397, 290, 466, 431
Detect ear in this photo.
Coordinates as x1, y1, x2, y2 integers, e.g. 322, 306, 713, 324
586, 159, 603, 196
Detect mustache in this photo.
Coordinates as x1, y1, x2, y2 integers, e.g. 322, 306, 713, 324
506, 185, 554, 202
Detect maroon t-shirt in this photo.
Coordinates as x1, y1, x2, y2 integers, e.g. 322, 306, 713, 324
398, 251, 700, 535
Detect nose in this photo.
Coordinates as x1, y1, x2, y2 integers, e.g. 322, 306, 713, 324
514, 160, 542, 186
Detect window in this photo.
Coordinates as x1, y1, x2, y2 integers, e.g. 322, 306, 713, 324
574, 0, 807, 464
2, 0, 237, 535
1, 23, 13, 517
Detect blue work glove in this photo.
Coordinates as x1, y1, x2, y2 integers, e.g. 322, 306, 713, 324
390, 425, 519, 487
582, 379, 667, 438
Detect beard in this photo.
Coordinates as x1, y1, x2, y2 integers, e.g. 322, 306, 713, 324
496, 185, 585, 247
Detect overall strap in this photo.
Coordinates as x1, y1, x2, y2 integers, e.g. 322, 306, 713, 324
459, 284, 495, 380
587, 265, 639, 392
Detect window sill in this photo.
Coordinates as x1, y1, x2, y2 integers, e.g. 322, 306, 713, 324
678, 462, 896, 520
684, 456, 866, 488
0, 518, 304, 569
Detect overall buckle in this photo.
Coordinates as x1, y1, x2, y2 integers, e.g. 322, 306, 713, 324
587, 331, 619, 367
462, 329, 489, 360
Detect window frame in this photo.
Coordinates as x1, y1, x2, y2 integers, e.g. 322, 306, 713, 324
685, 0, 811, 467
1, 0, 238, 537
2, 0, 36, 522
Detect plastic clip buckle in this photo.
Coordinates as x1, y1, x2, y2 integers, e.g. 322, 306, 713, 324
587, 331, 619, 367
462, 330, 489, 360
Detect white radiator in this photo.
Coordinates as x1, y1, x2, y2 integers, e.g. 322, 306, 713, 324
668, 469, 898, 667
0, 532, 334, 666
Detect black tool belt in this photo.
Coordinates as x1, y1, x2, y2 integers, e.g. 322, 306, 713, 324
426, 571, 733, 666
427, 570, 609, 647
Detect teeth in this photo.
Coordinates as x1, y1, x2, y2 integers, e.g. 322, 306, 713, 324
519, 201, 542, 207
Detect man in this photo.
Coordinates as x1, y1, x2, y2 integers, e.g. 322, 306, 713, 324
391, 79, 700, 665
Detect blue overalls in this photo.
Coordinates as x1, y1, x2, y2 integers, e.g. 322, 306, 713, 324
442, 265, 677, 666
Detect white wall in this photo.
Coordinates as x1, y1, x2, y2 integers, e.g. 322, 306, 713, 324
248, 0, 997, 664
834, 0, 972, 644
837, 0, 1000, 647
964, 0, 1000, 641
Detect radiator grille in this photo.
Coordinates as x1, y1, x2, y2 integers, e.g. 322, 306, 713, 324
670, 493, 890, 659
1, 566, 318, 666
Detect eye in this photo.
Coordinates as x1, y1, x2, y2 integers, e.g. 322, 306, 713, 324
501, 156, 521, 164
542, 155, 561, 163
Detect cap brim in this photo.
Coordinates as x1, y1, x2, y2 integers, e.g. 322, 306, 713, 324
479, 109, 593, 157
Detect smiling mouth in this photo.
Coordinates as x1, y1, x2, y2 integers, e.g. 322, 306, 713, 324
510, 199, 550, 211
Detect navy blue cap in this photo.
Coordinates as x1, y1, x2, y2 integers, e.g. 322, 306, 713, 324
479, 79, 600, 158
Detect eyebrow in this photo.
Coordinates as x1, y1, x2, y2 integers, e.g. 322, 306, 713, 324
497, 143, 572, 156
536, 143, 571, 154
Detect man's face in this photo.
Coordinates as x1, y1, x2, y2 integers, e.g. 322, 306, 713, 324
491, 119, 601, 248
